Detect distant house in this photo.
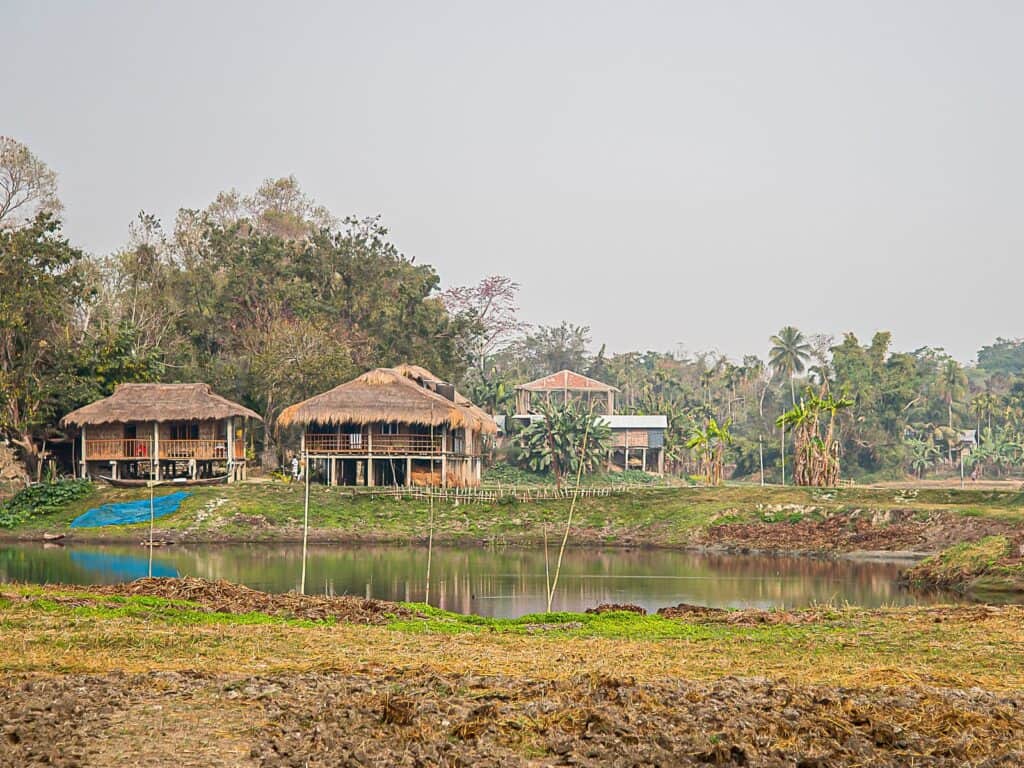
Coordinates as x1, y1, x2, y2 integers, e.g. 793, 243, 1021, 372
61, 383, 261, 482
515, 369, 618, 415
278, 365, 495, 487
512, 369, 667, 474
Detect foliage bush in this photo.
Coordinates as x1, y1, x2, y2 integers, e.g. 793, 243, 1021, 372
0, 479, 93, 528
482, 462, 553, 486
516, 401, 612, 480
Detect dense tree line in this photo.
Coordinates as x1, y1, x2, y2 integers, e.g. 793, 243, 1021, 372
448, 279, 1024, 483
3, 137, 1024, 483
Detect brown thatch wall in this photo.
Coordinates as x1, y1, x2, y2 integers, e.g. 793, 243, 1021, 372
62, 384, 261, 427
278, 367, 496, 434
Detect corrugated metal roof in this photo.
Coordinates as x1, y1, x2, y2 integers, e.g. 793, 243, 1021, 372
508, 414, 667, 430
600, 415, 668, 430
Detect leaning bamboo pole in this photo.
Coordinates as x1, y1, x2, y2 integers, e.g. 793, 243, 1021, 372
546, 403, 595, 613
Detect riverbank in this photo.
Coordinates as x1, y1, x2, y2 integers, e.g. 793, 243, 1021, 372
2, 578, 1022, 766
902, 534, 1024, 597
3, 482, 1024, 556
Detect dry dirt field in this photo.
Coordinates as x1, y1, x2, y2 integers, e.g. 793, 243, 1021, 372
2, 579, 1024, 766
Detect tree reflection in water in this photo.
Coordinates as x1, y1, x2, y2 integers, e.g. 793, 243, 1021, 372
0, 543, 974, 618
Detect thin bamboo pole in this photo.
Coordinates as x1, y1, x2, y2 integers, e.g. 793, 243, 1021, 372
300, 452, 310, 595
147, 481, 155, 577
546, 403, 594, 613
425, 494, 434, 606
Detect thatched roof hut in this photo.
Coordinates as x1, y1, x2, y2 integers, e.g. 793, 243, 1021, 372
278, 366, 496, 434
62, 383, 261, 427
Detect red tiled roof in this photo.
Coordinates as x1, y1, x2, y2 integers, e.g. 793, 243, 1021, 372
516, 370, 619, 393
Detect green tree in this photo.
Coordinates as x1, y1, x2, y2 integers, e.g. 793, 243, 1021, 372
769, 326, 812, 405
907, 439, 939, 479
686, 417, 732, 485
934, 359, 967, 464
0, 215, 86, 478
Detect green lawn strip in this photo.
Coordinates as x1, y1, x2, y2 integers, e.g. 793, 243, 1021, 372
3, 588, 333, 628
4, 482, 1023, 543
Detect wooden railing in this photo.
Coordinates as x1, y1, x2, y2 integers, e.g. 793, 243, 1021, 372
85, 439, 153, 460
304, 433, 445, 455
160, 439, 229, 460
85, 439, 233, 461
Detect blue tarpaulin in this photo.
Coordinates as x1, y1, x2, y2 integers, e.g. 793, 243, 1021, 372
70, 491, 191, 528
70, 550, 179, 580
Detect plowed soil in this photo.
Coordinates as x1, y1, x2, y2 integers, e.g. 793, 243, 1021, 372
93, 576, 417, 624
701, 509, 1014, 553
2, 670, 1022, 767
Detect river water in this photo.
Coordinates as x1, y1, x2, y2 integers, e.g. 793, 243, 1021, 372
0, 542, 964, 617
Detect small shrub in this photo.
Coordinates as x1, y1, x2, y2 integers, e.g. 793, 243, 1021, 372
0, 479, 94, 528
482, 462, 552, 486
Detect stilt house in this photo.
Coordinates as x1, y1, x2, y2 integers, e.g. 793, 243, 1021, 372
278, 365, 495, 487
62, 383, 260, 482
513, 370, 667, 474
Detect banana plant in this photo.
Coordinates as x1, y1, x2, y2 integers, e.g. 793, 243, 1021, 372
516, 400, 611, 487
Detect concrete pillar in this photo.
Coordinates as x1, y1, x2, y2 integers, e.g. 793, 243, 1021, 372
657, 448, 665, 476
641, 447, 647, 473
367, 458, 375, 487
406, 457, 412, 487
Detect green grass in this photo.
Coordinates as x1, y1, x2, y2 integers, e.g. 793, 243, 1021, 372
905, 535, 1024, 594
388, 604, 818, 640
21, 593, 334, 627
4, 585, 1024, 694
3, 480, 1023, 548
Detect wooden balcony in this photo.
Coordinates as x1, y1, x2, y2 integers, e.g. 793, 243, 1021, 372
611, 430, 651, 448
86, 439, 154, 460
161, 439, 229, 460
85, 439, 244, 461
304, 433, 446, 456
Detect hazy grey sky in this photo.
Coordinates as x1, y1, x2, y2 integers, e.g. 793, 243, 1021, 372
5, 1, 1022, 363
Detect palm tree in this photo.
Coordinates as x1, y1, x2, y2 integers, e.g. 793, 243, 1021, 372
971, 393, 999, 435
770, 326, 811, 485
769, 326, 812, 406
934, 359, 967, 464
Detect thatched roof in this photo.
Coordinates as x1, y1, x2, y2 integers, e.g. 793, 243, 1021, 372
61, 384, 261, 427
517, 369, 619, 393
278, 366, 497, 434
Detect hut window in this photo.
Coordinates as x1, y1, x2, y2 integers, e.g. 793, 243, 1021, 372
170, 422, 200, 441
123, 424, 137, 439
347, 433, 362, 449
380, 423, 398, 435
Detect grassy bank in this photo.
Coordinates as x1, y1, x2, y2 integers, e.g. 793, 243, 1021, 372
3, 480, 1024, 553
2, 581, 1023, 765
903, 534, 1024, 596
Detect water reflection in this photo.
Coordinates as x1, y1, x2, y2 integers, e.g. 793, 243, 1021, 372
0, 543, 972, 617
